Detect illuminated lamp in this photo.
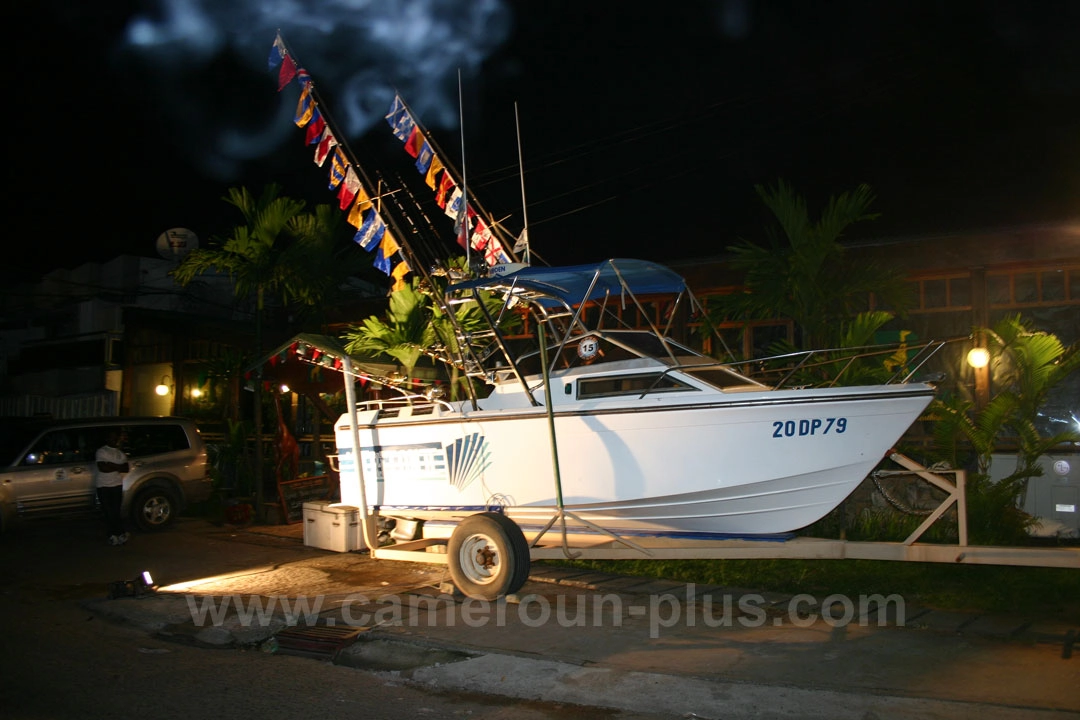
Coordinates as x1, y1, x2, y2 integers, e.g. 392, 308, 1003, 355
967, 347, 990, 369
279, 384, 290, 393
155, 376, 172, 396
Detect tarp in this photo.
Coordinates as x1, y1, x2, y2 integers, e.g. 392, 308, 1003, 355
447, 259, 688, 307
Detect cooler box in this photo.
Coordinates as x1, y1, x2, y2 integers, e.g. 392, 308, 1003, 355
302, 501, 365, 552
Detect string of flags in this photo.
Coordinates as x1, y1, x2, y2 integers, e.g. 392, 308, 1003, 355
268, 33, 411, 290
384, 95, 513, 267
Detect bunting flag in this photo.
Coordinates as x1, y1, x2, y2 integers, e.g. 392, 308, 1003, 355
338, 167, 361, 210
268, 33, 286, 69
415, 140, 434, 176
305, 111, 325, 144
268, 33, 414, 290
391, 259, 410, 291
314, 127, 337, 166
513, 228, 529, 253
277, 54, 297, 91
435, 172, 456, 208
484, 238, 510, 266
404, 126, 424, 158
328, 148, 348, 189
385, 95, 415, 141
374, 231, 400, 275
425, 153, 444, 190
294, 84, 315, 127
346, 187, 372, 228
470, 218, 492, 251
354, 209, 387, 250
444, 187, 464, 220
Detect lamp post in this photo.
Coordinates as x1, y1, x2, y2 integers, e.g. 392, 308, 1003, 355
967, 341, 990, 410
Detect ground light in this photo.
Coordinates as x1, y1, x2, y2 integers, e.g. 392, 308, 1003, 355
108, 571, 156, 599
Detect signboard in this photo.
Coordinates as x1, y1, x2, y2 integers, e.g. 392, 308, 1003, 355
278, 475, 332, 524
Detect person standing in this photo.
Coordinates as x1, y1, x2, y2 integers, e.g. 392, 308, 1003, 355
95, 429, 130, 546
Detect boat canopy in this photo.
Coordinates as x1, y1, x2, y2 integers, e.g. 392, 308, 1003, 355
447, 259, 689, 307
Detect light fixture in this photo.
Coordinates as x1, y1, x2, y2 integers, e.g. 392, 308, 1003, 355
967, 347, 990, 369
190, 387, 203, 398
108, 570, 157, 599
155, 375, 173, 396
279, 383, 290, 393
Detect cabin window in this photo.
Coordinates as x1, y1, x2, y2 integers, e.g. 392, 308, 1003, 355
577, 373, 694, 399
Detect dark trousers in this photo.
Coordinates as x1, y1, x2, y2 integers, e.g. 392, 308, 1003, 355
97, 486, 125, 537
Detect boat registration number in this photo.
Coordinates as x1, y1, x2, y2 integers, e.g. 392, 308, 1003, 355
772, 418, 847, 438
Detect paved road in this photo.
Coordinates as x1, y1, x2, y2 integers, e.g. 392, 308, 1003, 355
3, 515, 1077, 719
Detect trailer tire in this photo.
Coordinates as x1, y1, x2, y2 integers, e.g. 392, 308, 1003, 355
447, 512, 530, 601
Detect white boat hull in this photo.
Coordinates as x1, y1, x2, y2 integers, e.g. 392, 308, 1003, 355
335, 383, 933, 536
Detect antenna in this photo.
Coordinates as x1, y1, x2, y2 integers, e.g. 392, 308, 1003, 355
514, 102, 531, 266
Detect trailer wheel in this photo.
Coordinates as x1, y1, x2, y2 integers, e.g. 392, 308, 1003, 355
447, 512, 530, 601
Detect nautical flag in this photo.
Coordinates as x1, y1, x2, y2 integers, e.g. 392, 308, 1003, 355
436, 172, 456, 208
328, 148, 347, 189
347, 187, 373, 228
305, 111, 325, 144
404, 126, 424, 158
278, 54, 297, 91
470, 218, 492, 251
386, 95, 414, 141
415, 140, 434, 176
295, 67, 311, 87
314, 127, 337, 166
354, 209, 386, 250
425, 153, 444, 189
268, 33, 286, 69
374, 231, 400, 275
294, 84, 315, 127
484, 238, 510, 266
391, 260, 410, 291
513, 228, 529, 253
444, 187, 464, 220
455, 205, 476, 249
338, 167, 361, 210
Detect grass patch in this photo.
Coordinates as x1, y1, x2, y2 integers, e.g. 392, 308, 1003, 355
543, 557, 1080, 623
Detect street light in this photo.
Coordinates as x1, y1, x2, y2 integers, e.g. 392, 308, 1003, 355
155, 375, 173, 396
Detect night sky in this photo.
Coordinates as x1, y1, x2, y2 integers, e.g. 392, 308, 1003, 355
9, 1, 1080, 277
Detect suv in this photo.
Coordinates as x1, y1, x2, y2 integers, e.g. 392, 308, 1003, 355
0, 417, 212, 533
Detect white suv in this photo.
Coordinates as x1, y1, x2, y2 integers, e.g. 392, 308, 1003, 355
0, 417, 212, 533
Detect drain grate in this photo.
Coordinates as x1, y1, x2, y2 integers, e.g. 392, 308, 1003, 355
274, 625, 368, 659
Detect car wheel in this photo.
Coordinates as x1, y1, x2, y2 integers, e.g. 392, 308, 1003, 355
131, 486, 176, 532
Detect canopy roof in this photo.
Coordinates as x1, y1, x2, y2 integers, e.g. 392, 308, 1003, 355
448, 259, 689, 307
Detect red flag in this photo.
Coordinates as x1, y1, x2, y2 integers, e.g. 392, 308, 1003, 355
436, 172, 456, 209
404, 126, 424, 158
314, 128, 337, 166
277, 54, 297, 91
305, 113, 326, 144
338, 167, 361, 210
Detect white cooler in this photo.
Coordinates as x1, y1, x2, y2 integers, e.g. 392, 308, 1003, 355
302, 501, 365, 552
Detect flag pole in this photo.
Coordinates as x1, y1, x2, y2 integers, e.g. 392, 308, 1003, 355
514, 102, 531, 266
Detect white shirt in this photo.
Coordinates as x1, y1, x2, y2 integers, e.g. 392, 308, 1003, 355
95, 444, 128, 488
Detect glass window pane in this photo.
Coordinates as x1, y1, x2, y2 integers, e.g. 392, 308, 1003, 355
1014, 273, 1037, 303
987, 274, 1011, 305
949, 277, 970, 307
924, 279, 947, 308
1041, 270, 1065, 302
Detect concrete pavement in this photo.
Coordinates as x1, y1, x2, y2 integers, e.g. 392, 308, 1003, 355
83, 520, 1079, 719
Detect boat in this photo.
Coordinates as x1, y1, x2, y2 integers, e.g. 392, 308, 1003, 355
332, 258, 940, 549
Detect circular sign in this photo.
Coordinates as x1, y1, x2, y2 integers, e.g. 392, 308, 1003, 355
1053, 460, 1070, 476
577, 336, 601, 360
155, 228, 199, 260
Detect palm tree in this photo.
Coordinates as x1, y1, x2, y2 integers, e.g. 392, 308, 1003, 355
932, 314, 1080, 543
711, 180, 911, 352
172, 184, 360, 520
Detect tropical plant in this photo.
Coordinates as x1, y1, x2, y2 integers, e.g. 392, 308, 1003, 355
709, 180, 912, 353
172, 184, 368, 520
931, 314, 1080, 543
